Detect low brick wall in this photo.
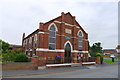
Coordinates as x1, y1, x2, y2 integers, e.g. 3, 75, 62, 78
103, 55, 110, 58
95, 57, 101, 64
2, 62, 37, 71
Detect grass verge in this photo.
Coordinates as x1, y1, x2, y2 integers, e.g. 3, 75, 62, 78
103, 58, 120, 64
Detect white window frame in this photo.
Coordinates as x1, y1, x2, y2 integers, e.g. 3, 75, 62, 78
48, 24, 57, 50
78, 31, 83, 51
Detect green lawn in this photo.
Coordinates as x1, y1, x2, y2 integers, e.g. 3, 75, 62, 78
103, 58, 120, 64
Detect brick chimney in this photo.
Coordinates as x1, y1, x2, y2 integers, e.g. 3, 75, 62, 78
61, 12, 65, 22
39, 22, 44, 31
22, 33, 25, 47
23, 33, 25, 39
73, 16, 76, 25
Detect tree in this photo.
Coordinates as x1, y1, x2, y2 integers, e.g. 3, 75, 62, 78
0, 40, 10, 53
94, 43, 102, 53
89, 42, 102, 57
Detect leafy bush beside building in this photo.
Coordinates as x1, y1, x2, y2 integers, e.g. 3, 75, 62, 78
14, 53, 29, 62
1, 40, 29, 62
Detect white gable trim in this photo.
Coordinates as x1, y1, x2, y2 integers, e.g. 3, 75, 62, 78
54, 20, 80, 28
54, 21, 61, 23
38, 32, 45, 34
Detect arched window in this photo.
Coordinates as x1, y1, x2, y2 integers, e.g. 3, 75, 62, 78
49, 25, 56, 50
23, 40, 26, 47
29, 37, 32, 48
78, 31, 83, 51
34, 34, 37, 49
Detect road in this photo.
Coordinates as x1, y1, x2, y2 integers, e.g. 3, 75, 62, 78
7, 64, 118, 78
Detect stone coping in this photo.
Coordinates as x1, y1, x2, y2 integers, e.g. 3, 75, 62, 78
46, 63, 81, 67
82, 62, 96, 64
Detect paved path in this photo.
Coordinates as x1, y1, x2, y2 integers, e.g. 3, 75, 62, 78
2, 64, 118, 78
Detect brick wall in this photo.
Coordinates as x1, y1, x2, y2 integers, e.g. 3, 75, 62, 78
2, 62, 36, 71
95, 57, 101, 64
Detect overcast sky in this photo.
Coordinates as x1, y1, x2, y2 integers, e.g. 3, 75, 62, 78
0, 0, 118, 49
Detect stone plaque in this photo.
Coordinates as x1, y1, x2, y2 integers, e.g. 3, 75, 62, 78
65, 29, 71, 34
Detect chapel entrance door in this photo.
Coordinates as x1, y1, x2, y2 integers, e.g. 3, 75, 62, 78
64, 43, 71, 63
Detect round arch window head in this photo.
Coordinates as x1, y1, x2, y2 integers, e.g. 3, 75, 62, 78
77, 30, 84, 37
48, 23, 58, 32
64, 41, 73, 52
78, 32, 82, 36
65, 43, 71, 51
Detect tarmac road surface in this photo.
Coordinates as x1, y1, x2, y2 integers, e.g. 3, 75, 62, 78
6, 64, 118, 78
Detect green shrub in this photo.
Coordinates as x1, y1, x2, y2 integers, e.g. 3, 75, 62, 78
2, 49, 26, 62
96, 53, 103, 64
2, 50, 17, 62
13, 49, 23, 54
14, 53, 29, 62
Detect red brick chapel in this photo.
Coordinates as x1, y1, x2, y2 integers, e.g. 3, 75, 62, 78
22, 12, 89, 66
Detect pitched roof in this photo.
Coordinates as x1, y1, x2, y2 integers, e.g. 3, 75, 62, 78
24, 29, 39, 39
103, 49, 117, 53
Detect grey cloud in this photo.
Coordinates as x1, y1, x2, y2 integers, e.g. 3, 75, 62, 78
1, 1, 118, 49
